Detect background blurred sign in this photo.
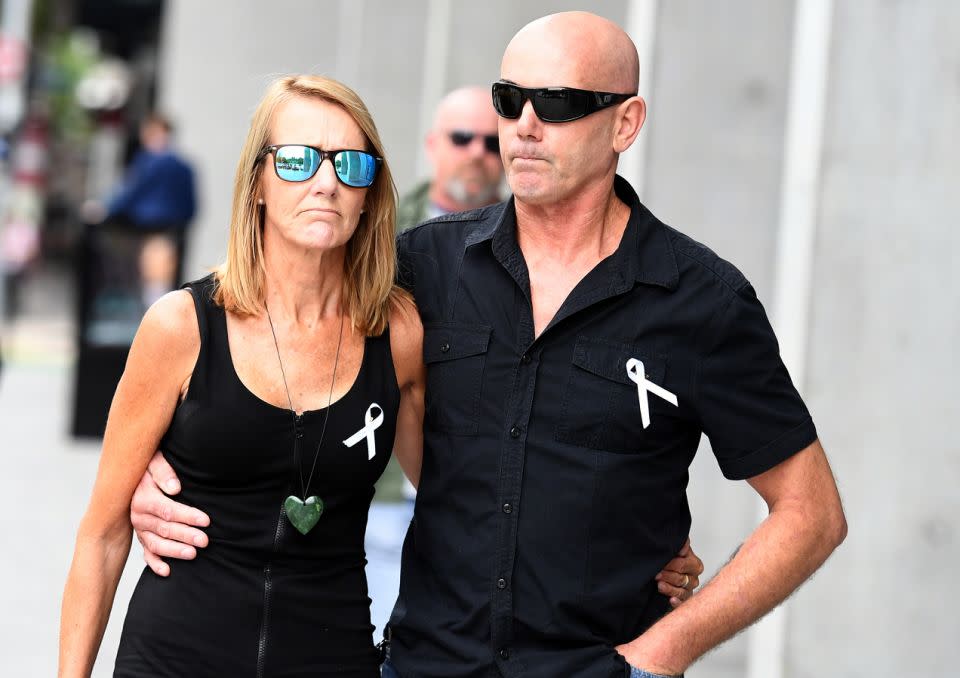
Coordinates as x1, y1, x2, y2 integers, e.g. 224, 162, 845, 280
0, 35, 27, 83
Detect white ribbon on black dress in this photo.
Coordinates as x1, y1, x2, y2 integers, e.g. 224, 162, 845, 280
342, 403, 384, 460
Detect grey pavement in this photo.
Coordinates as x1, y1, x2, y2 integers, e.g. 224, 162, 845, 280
0, 265, 409, 675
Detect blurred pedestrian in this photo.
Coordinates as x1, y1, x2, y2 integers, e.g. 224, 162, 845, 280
84, 113, 198, 316
396, 86, 503, 232
103, 113, 196, 229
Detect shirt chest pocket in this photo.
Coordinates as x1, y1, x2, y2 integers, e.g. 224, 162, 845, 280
555, 336, 680, 453
422, 322, 492, 436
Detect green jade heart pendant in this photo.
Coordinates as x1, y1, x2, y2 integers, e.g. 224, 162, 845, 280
284, 495, 324, 535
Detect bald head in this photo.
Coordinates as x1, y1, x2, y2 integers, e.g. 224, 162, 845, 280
503, 12, 639, 93
432, 86, 496, 131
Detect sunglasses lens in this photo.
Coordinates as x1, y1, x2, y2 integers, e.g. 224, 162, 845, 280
533, 89, 589, 122
449, 131, 474, 147
492, 83, 524, 118
274, 145, 320, 182
484, 135, 500, 154
334, 150, 378, 188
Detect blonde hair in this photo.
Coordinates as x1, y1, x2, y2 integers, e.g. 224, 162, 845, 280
214, 74, 404, 336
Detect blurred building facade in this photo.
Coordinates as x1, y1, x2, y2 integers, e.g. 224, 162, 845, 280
153, 1, 958, 676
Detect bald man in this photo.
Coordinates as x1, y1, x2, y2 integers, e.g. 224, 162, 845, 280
382, 12, 844, 678
396, 86, 504, 232
130, 12, 844, 678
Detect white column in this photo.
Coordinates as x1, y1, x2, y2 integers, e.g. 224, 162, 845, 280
621, 0, 659, 200
415, 0, 451, 180
746, 1, 834, 677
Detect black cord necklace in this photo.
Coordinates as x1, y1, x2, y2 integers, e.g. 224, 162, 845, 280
266, 303, 344, 535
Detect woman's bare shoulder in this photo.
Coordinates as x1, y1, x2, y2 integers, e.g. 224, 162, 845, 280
133, 289, 201, 367
388, 293, 424, 387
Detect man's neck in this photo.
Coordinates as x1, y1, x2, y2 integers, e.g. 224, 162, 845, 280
515, 176, 631, 338
515, 178, 629, 268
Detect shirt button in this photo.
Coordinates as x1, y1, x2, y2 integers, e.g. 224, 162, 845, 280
499, 648, 510, 660
502, 503, 513, 514
440, 342, 450, 353
497, 577, 507, 589
509, 426, 521, 439
521, 353, 531, 364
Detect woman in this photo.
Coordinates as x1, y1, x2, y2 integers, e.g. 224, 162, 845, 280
59, 75, 425, 677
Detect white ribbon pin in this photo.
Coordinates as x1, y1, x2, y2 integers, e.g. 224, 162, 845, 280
342, 403, 384, 460
625, 358, 678, 429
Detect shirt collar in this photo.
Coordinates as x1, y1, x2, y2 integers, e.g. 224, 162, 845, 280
464, 175, 679, 291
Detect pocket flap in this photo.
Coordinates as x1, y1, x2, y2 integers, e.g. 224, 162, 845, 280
571, 335, 666, 385
423, 322, 492, 363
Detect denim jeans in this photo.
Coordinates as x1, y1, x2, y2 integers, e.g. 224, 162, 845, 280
381, 658, 401, 678
630, 665, 682, 678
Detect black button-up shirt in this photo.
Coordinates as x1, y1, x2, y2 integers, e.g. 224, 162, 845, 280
389, 176, 816, 678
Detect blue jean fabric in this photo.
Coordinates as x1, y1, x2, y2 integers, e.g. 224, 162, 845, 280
630, 665, 682, 678
381, 658, 400, 678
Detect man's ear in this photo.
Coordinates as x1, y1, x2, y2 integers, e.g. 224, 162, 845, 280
613, 96, 646, 154
424, 129, 439, 164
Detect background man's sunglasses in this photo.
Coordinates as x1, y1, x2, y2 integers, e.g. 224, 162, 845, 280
491, 81, 636, 123
448, 130, 500, 154
259, 144, 381, 188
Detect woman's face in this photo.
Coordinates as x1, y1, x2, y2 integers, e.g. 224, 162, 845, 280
259, 96, 370, 253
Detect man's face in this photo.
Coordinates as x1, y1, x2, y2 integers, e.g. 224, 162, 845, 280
140, 121, 170, 152
498, 39, 620, 207
426, 92, 503, 209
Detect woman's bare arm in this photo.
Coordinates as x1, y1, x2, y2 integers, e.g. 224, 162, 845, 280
58, 290, 199, 677
388, 296, 425, 488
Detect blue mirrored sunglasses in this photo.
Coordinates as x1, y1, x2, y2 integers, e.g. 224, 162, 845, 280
259, 144, 381, 188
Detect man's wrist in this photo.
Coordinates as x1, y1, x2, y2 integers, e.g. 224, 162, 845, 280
616, 634, 685, 676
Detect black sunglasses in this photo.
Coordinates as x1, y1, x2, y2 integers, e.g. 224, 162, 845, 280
258, 144, 381, 188
448, 130, 500, 154
491, 81, 636, 123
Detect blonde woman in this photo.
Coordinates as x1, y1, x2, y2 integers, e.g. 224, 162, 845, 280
59, 75, 424, 677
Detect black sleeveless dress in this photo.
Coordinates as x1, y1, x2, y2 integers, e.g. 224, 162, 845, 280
115, 275, 399, 677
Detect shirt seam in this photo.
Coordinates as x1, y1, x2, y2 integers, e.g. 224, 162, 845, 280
674, 245, 749, 295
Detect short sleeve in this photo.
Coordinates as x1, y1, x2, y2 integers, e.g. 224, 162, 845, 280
697, 283, 817, 480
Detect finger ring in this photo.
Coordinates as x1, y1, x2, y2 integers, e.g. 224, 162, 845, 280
681, 574, 690, 589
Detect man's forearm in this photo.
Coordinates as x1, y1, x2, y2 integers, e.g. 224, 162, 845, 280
620, 499, 845, 674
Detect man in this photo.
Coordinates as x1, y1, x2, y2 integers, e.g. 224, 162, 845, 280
101, 113, 197, 303
396, 86, 503, 232
105, 113, 197, 229
131, 12, 845, 678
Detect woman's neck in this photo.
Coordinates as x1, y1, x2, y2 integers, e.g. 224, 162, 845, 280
261, 234, 347, 326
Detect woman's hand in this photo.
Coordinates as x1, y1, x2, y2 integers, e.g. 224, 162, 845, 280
655, 538, 703, 606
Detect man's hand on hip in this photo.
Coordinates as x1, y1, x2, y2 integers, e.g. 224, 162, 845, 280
130, 450, 210, 576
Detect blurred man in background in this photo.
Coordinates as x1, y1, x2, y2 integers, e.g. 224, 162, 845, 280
96, 113, 197, 306
104, 113, 196, 230
396, 86, 503, 232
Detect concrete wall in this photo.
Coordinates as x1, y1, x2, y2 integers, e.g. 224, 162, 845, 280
157, 1, 959, 675
792, 1, 960, 675
645, 4, 796, 673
